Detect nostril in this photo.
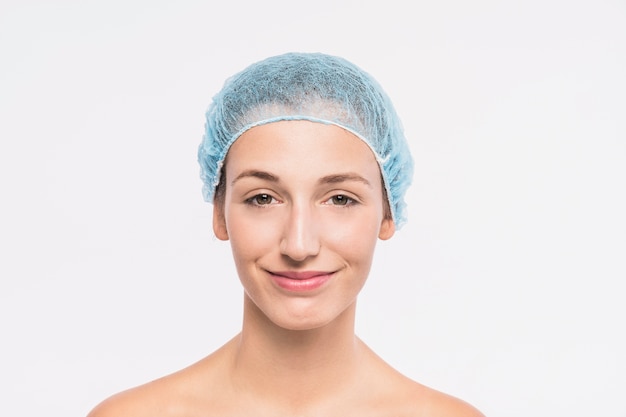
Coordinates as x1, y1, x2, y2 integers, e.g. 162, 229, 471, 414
279, 214, 321, 262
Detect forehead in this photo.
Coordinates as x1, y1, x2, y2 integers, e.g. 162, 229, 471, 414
225, 120, 381, 176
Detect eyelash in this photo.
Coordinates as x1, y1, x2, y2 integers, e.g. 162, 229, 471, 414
323, 194, 356, 207
244, 193, 357, 208
244, 193, 279, 207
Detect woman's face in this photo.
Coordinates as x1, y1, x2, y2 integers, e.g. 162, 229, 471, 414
214, 120, 395, 331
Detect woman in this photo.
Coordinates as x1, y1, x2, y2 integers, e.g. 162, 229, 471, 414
88, 52, 483, 417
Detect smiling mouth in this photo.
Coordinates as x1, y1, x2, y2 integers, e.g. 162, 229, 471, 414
268, 270, 335, 292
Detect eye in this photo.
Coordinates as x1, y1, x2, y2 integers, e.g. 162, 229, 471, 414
326, 194, 354, 206
246, 193, 277, 206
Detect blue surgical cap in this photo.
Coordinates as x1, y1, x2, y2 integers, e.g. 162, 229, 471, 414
198, 52, 414, 228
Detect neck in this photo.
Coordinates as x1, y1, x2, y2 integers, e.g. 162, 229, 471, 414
228, 294, 363, 407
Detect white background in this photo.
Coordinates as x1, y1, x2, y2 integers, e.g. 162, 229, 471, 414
1, 1, 625, 416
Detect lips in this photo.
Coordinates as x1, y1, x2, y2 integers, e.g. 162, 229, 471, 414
268, 270, 335, 292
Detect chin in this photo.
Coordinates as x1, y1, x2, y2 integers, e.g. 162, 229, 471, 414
271, 317, 333, 332
264, 301, 355, 332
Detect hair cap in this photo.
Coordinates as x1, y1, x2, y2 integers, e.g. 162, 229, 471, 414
198, 52, 413, 227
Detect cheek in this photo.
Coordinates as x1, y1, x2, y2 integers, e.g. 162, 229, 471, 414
326, 214, 381, 261
225, 209, 280, 261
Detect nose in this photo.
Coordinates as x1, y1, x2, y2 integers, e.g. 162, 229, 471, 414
279, 203, 321, 262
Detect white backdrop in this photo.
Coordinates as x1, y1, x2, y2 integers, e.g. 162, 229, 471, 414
1, 1, 625, 416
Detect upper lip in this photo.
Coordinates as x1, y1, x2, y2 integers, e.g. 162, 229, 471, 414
269, 270, 334, 280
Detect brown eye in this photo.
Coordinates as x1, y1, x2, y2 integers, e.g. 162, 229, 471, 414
330, 195, 351, 206
253, 194, 273, 205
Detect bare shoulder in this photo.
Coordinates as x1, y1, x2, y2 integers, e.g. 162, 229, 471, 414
86, 352, 225, 417
408, 382, 485, 417
363, 377, 484, 417
367, 376, 484, 417
87, 384, 156, 417
360, 343, 484, 417
86, 372, 195, 417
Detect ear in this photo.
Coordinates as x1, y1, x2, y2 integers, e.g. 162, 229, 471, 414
378, 217, 395, 240
212, 204, 229, 241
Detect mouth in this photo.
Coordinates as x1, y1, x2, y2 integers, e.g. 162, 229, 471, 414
268, 270, 335, 292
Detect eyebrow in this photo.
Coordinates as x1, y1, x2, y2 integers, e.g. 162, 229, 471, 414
231, 170, 372, 188
231, 170, 279, 186
318, 173, 372, 188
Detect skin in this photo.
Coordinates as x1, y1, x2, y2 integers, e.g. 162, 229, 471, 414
88, 121, 484, 417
